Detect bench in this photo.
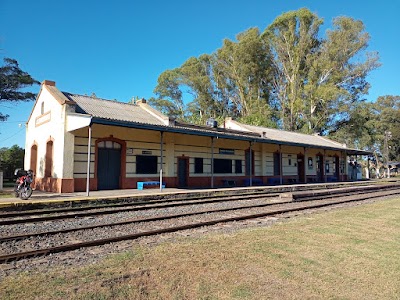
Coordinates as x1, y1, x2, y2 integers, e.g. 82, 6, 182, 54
267, 178, 280, 185
222, 179, 236, 187
137, 181, 166, 190
243, 178, 263, 186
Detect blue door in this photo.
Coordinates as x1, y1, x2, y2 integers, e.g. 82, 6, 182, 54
97, 142, 121, 190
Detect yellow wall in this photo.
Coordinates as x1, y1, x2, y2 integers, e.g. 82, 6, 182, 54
71, 125, 348, 180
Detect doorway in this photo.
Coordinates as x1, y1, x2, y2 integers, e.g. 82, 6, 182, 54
97, 141, 121, 190
297, 154, 305, 183
178, 157, 189, 187
316, 154, 324, 182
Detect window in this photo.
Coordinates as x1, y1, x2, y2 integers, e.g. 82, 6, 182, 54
136, 155, 157, 174
45, 140, 53, 177
213, 159, 232, 174
288, 155, 292, 166
273, 152, 281, 176
41, 102, 44, 115
98, 141, 121, 149
194, 157, 203, 174
235, 160, 242, 174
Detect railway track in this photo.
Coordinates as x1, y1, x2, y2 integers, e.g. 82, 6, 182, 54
0, 193, 282, 225
0, 184, 399, 263
1, 183, 398, 225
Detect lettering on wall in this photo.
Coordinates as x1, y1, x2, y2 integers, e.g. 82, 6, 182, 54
219, 148, 235, 155
35, 111, 51, 127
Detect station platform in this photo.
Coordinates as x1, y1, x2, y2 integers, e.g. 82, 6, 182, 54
0, 187, 190, 208
0, 180, 389, 209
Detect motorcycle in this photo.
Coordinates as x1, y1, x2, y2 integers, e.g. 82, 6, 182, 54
14, 169, 34, 200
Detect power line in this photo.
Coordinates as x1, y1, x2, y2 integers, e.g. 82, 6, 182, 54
0, 127, 25, 143
0, 120, 26, 123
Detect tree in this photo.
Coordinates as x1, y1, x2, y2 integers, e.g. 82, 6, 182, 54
371, 96, 400, 161
263, 8, 323, 131
151, 8, 379, 134
329, 95, 400, 177
302, 16, 380, 134
0, 145, 25, 179
263, 8, 380, 133
0, 57, 39, 121
213, 28, 275, 124
153, 28, 276, 126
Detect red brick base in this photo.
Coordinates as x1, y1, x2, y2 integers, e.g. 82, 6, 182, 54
34, 178, 74, 193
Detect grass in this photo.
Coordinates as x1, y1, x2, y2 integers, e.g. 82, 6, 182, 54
1, 197, 399, 299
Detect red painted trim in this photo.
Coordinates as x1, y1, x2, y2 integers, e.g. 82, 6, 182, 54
94, 136, 127, 189
30, 142, 38, 174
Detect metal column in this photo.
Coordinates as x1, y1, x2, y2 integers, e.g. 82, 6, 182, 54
324, 149, 327, 183
279, 145, 283, 185
86, 125, 92, 197
160, 131, 164, 191
304, 147, 307, 183
249, 141, 253, 187
211, 137, 214, 188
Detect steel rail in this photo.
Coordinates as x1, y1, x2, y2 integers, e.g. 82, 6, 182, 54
1, 183, 398, 226
0, 199, 292, 242
0, 180, 384, 219
0, 188, 398, 263
2, 186, 399, 242
0, 193, 281, 225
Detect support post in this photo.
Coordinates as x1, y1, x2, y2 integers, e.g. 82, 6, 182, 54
211, 137, 215, 188
249, 141, 253, 187
279, 145, 283, 185
304, 147, 307, 183
160, 131, 164, 191
86, 125, 92, 197
324, 149, 327, 183
355, 154, 358, 180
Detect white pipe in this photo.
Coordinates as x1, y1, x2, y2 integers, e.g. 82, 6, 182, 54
86, 125, 92, 197
160, 169, 163, 192
160, 132, 164, 191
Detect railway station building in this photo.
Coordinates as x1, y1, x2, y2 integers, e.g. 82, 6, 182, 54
24, 80, 371, 193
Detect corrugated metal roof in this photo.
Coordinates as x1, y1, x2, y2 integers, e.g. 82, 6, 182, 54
63, 93, 166, 126
228, 121, 348, 150
61, 92, 370, 154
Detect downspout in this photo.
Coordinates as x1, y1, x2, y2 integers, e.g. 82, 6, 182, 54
86, 120, 92, 197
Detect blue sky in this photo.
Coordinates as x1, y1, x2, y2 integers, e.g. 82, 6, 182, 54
1, 0, 399, 148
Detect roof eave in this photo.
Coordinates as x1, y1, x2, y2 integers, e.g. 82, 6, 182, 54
90, 117, 372, 155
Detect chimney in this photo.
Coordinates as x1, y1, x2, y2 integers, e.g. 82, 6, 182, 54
42, 80, 56, 86
136, 98, 147, 105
